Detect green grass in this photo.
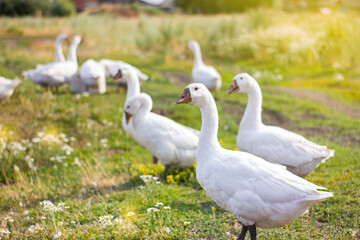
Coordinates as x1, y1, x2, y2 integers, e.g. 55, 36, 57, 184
0, 10, 360, 239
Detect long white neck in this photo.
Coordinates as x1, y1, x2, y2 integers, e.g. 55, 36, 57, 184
67, 42, 79, 65
125, 71, 140, 101
198, 96, 222, 155
191, 43, 204, 68
55, 39, 65, 62
240, 82, 263, 130
133, 97, 152, 126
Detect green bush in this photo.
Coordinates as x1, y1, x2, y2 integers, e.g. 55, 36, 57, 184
0, 0, 51, 16
50, 0, 76, 17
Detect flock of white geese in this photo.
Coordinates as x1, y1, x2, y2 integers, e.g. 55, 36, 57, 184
0, 34, 335, 240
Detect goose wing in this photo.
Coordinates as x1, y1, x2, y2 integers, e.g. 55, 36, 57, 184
212, 150, 331, 205
240, 126, 334, 168
143, 113, 198, 150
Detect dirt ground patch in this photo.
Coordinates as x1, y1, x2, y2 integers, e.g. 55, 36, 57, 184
156, 70, 192, 85
267, 86, 360, 120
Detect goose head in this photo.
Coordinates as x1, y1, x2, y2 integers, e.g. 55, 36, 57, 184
113, 66, 136, 82
71, 35, 82, 46
175, 83, 211, 107
57, 34, 69, 42
187, 40, 200, 52
227, 73, 256, 95
124, 93, 152, 124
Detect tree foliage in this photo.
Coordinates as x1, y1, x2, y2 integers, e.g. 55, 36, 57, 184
0, 0, 75, 16
50, 0, 76, 16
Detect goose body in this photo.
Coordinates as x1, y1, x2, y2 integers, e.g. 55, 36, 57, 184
117, 66, 199, 165
79, 59, 106, 94
175, 83, 332, 239
188, 41, 221, 91
124, 93, 198, 179
0, 76, 20, 101
24, 36, 81, 87
99, 59, 149, 85
227, 73, 334, 177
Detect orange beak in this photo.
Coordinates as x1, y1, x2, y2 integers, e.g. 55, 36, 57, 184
227, 80, 239, 94
175, 87, 192, 104
125, 111, 132, 124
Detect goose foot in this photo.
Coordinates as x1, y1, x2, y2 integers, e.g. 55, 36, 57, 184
161, 165, 170, 181
237, 224, 248, 240
152, 156, 158, 164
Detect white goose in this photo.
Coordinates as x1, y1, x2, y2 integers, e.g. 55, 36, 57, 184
24, 35, 81, 89
188, 40, 221, 91
115, 66, 163, 164
99, 59, 149, 87
0, 76, 20, 101
79, 59, 106, 94
124, 93, 198, 180
227, 73, 334, 177
175, 83, 332, 240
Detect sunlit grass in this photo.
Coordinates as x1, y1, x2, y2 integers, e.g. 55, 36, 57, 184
0, 9, 359, 239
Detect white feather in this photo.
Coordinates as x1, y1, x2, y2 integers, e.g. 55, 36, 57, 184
230, 73, 334, 177
180, 83, 332, 230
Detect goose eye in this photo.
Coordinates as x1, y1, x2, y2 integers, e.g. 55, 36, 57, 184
194, 87, 198, 91
240, 77, 243, 80
127, 106, 130, 109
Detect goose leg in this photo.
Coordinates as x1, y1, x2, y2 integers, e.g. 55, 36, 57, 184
237, 224, 248, 240
161, 165, 170, 181
248, 224, 256, 240
152, 156, 158, 164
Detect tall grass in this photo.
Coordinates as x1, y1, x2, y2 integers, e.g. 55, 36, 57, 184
1, 9, 359, 70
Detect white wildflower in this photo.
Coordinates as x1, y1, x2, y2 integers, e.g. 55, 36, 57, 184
126, 212, 135, 217
164, 206, 171, 210
147, 208, 160, 213
0, 228, 10, 234
155, 202, 164, 207
62, 144, 73, 155
334, 73, 344, 81
114, 218, 123, 224
73, 157, 81, 166
53, 231, 62, 239
49, 155, 66, 162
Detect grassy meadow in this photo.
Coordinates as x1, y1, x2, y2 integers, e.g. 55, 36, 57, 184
0, 9, 360, 239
